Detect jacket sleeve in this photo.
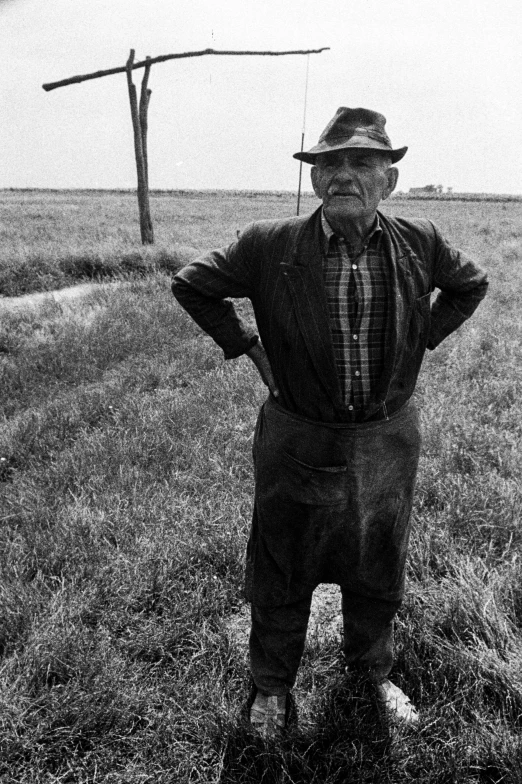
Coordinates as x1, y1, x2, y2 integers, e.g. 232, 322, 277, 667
427, 221, 489, 349
171, 224, 260, 359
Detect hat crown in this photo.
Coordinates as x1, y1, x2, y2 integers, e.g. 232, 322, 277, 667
319, 107, 391, 147
293, 106, 407, 165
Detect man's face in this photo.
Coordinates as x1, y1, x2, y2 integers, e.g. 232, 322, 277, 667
311, 149, 398, 226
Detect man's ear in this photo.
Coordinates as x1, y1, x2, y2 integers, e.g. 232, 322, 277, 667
382, 167, 399, 200
310, 166, 321, 199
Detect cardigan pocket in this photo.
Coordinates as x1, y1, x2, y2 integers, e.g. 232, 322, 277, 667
406, 291, 431, 356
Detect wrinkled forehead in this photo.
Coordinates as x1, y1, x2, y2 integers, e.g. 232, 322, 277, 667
315, 149, 392, 168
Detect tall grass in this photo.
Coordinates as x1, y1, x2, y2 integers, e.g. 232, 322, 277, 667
0, 190, 319, 296
1, 194, 522, 781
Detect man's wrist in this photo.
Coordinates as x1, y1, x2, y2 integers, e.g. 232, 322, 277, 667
246, 339, 263, 358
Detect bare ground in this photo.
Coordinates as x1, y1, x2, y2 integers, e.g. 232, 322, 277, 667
0, 281, 125, 311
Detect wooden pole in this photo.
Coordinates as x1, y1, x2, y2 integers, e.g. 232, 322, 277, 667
126, 50, 154, 244
296, 131, 305, 216
139, 57, 152, 189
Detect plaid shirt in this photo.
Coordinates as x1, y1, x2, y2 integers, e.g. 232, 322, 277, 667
321, 211, 388, 410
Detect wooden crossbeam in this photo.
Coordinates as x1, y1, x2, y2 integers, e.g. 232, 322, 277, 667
42, 47, 330, 91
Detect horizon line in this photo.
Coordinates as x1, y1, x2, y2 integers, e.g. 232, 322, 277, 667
1, 187, 521, 200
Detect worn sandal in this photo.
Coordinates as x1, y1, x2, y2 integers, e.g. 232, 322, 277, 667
249, 691, 288, 740
374, 679, 419, 725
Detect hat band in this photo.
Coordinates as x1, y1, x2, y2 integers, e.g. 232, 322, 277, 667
323, 127, 391, 146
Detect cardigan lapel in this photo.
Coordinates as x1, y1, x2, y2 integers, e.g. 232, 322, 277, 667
280, 209, 342, 408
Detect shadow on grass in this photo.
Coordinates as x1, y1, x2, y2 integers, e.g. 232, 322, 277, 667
217, 677, 397, 784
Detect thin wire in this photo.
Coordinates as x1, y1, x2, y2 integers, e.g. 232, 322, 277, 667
301, 53, 310, 135
296, 54, 311, 216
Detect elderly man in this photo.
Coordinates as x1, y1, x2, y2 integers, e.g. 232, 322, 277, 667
172, 107, 488, 738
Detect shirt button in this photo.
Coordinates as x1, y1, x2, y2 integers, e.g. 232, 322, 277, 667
355, 370, 360, 377
353, 334, 358, 341
348, 405, 354, 411
352, 264, 358, 270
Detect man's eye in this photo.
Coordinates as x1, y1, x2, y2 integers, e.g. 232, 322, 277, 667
321, 156, 372, 169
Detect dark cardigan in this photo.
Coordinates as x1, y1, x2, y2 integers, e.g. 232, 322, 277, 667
172, 207, 488, 423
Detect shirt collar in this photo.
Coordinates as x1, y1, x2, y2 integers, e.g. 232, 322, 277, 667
320, 208, 382, 254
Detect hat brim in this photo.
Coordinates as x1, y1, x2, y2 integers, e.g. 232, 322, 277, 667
293, 140, 408, 165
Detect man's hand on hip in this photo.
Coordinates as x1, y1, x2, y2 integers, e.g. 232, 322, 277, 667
247, 343, 279, 398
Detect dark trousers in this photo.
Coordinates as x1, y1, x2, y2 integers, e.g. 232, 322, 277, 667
246, 396, 421, 695
250, 590, 400, 695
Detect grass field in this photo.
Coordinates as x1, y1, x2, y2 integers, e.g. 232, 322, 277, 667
0, 189, 321, 297
1, 190, 522, 782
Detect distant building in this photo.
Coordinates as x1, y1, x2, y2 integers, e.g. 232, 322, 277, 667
409, 185, 443, 196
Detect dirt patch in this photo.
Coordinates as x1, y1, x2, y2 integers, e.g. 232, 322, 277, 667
1, 281, 124, 312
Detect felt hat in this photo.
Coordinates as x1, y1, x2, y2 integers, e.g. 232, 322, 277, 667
293, 107, 407, 164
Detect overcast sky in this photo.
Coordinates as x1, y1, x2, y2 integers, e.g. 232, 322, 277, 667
1, 0, 520, 193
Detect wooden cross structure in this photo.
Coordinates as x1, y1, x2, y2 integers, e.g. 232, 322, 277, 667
43, 47, 329, 244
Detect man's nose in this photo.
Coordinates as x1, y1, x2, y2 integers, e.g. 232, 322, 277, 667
334, 159, 356, 178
